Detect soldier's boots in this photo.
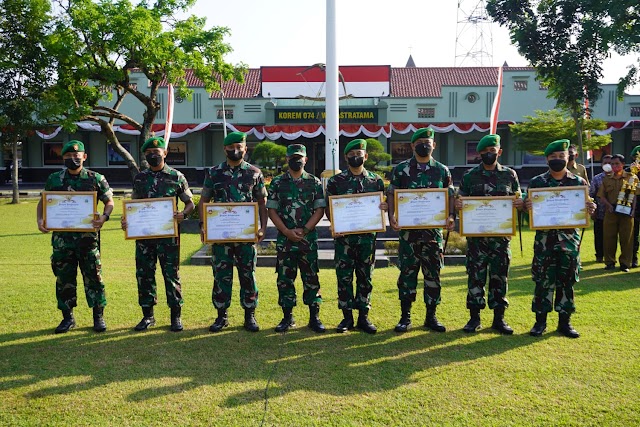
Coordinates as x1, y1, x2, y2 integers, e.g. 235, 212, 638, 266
529, 312, 547, 337
243, 308, 260, 332
557, 313, 580, 338
308, 304, 326, 333
92, 306, 107, 333
491, 306, 513, 335
424, 306, 446, 332
394, 300, 412, 333
275, 307, 295, 333
462, 308, 482, 333
55, 309, 76, 334
336, 309, 355, 333
209, 309, 229, 333
134, 307, 156, 331
356, 310, 377, 334
170, 306, 183, 332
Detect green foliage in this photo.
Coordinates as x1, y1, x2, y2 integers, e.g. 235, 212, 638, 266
364, 138, 392, 171
251, 141, 287, 169
510, 110, 612, 155
383, 231, 467, 254
189, 194, 201, 220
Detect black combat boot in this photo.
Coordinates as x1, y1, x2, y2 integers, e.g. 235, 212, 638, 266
491, 306, 513, 335
243, 308, 259, 332
55, 309, 76, 334
170, 306, 183, 332
356, 310, 377, 334
529, 312, 547, 337
336, 309, 354, 333
134, 306, 155, 331
275, 307, 295, 333
92, 306, 107, 333
394, 300, 412, 333
424, 305, 446, 332
308, 304, 326, 333
209, 308, 229, 332
557, 312, 580, 338
462, 308, 482, 333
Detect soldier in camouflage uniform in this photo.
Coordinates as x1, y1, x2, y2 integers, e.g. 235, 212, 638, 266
37, 140, 114, 334
122, 137, 194, 332
200, 131, 268, 333
267, 144, 326, 333
326, 139, 387, 334
387, 127, 455, 333
455, 134, 523, 335
525, 139, 596, 338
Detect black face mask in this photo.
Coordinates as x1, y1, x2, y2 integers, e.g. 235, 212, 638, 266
64, 157, 82, 170
568, 154, 575, 162
347, 155, 365, 168
225, 149, 244, 161
414, 143, 433, 157
548, 159, 567, 172
481, 152, 498, 166
288, 158, 304, 172
145, 153, 163, 168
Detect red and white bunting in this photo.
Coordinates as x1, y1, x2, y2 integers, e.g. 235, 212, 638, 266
489, 66, 504, 134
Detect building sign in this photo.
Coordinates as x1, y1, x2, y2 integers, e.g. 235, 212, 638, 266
275, 107, 378, 124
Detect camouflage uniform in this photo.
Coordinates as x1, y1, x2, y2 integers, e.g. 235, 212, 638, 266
131, 165, 193, 308
325, 168, 385, 310
387, 157, 455, 306
528, 171, 587, 314
266, 171, 326, 308
202, 160, 267, 309
44, 169, 113, 311
458, 163, 521, 310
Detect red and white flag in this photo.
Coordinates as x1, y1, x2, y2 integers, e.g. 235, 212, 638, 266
164, 83, 175, 147
490, 66, 504, 134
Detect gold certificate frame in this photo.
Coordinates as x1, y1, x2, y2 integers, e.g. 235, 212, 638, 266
42, 191, 98, 232
329, 192, 386, 236
529, 186, 590, 230
123, 197, 178, 240
394, 188, 449, 229
459, 196, 516, 237
203, 202, 259, 243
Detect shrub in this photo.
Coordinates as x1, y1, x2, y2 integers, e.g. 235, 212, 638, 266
383, 232, 467, 255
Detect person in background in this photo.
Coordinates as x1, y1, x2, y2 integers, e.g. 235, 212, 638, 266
589, 154, 613, 263
567, 144, 590, 185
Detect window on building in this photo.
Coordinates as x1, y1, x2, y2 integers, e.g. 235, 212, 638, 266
632, 128, 640, 142
466, 141, 481, 164
631, 106, 640, 117
514, 80, 528, 91
417, 107, 435, 118
165, 141, 186, 165
107, 142, 131, 166
538, 82, 548, 90
217, 109, 234, 119
43, 142, 63, 165
391, 142, 413, 163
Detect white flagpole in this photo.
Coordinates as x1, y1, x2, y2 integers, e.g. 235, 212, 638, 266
323, 0, 339, 181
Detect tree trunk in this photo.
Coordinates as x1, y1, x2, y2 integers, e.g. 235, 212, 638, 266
573, 112, 584, 165
101, 123, 140, 182
11, 137, 19, 204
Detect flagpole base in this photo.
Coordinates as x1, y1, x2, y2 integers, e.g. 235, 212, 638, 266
320, 169, 341, 190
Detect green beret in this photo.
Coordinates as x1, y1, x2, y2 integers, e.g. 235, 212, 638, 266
223, 131, 246, 146
411, 127, 435, 143
630, 145, 640, 161
61, 140, 85, 155
544, 139, 570, 157
344, 139, 367, 155
476, 134, 500, 152
141, 136, 167, 152
286, 144, 306, 157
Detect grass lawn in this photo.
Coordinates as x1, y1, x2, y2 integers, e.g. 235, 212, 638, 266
0, 198, 639, 426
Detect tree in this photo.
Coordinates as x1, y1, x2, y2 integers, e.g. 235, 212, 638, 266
0, 0, 54, 203
509, 109, 611, 155
364, 138, 391, 171
47, 0, 246, 180
251, 141, 287, 170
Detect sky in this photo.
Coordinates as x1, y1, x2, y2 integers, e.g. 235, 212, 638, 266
183, 0, 640, 93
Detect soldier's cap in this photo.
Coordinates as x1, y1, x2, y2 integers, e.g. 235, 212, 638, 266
286, 144, 306, 157
61, 140, 85, 155
476, 134, 500, 152
630, 145, 640, 160
141, 136, 167, 152
223, 131, 247, 146
544, 139, 570, 157
344, 139, 367, 155
411, 127, 435, 143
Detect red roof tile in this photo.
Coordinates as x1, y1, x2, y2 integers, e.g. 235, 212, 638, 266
210, 68, 261, 99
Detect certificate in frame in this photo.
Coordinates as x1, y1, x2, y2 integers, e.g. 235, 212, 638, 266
394, 188, 449, 229
328, 192, 386, 236
529, 186, 590, 230
42, 191, 98, 232
459, 196, 516, 237
203, 202, 259, 243
123, 197, 178, 240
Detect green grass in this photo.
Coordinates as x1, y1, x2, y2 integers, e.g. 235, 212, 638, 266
0, 198, 639, 426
